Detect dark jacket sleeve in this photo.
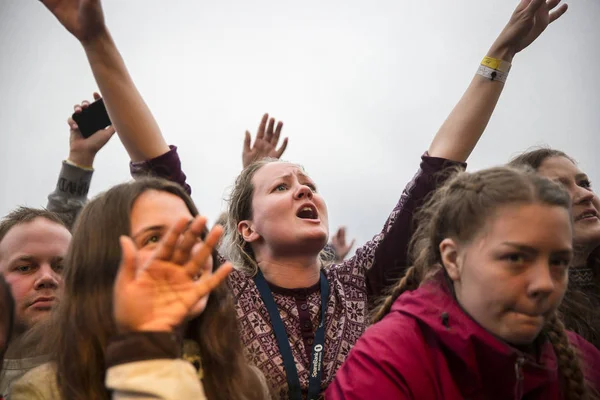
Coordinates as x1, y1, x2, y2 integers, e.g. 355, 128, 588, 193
105, 332, 182, 369
129, 145, 191, 195
366, 153, 466, 302
46, 161, 94, 228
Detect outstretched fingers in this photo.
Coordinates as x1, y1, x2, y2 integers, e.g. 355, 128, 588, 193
172, 216, 207, 265
523, 0, 546, 16
195, 262, 234, 298
184, 224, 223, 277
256, 113, 269, 140
275, 137, 289, 158
549, 2, 568, 23
117, 235, 139, 284
153, 217, 190, 261
265, 117, 275, 142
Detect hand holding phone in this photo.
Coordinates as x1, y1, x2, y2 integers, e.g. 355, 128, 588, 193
67, 94, 115, 168
72, 97, 112, 138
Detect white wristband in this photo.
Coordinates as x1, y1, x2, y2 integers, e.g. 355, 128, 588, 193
477, 65, 508, 83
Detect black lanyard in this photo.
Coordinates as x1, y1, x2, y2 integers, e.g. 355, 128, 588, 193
254, 269, 329, 400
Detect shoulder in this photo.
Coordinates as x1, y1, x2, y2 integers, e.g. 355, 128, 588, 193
327, 311, 436, 399
352, 311, 431, 363
9, 362, 58, 399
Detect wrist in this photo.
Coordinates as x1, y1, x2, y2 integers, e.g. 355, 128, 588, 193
487, 43, 516, 64
68, 151, 95, 169
80, 27, 111, 48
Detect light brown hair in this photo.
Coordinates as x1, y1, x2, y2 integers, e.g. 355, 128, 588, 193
0, 207, 68, 245
372, 166, 592, 399
33, 178, 265, 400
221, 158, 331, 275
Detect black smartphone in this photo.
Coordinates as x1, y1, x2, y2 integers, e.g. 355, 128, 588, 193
72, 98, 112, 138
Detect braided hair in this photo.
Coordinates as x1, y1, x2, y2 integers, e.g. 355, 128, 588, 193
371, 166, 594, 397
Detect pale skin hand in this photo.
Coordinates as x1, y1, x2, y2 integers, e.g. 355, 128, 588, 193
41, 0, 169, 162
68, 92, 115, 168
489, 0, 568, 61
330, 227, 356, 262
114, 216, 233, 333
242, 113, 289, 168
428, 0, 568, 162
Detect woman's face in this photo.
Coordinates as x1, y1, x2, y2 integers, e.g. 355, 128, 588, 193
129, 190, 213, 271
537, 156, 600, 252
239, 162, 329, 259
440, 202, 573, 345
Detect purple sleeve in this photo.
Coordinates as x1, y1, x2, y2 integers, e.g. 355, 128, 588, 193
365, 152, 466, 300
129, 145, 192, 195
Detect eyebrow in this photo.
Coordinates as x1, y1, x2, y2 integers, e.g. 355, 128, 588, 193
575, 173, 589, 182
501, 242, 573, 255
8, 255, 64, 265
13, 255, 37, 263
273, 172, 294, 181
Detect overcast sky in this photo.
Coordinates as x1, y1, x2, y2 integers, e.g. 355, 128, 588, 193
0, 0, 598, 249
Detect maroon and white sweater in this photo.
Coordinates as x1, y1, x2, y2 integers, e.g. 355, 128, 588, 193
131, 148, 465, 398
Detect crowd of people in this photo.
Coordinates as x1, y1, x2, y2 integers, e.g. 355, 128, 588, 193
0, 0, 598, 398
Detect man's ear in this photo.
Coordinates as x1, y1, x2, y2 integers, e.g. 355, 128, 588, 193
238, 220, 260, 243
439, 238, 461, 282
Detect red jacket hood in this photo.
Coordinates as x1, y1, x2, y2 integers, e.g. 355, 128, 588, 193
390, 275, 561, 398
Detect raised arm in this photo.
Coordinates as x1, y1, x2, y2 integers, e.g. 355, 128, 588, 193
47, 93, 114, 227
428, 0, 568, 162
41, 0, 169, 163
366, 0, 568, 302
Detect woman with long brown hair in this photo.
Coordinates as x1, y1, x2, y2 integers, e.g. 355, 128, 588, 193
39, 0, 568, 397
9, 178, 268, 400
328, 166, 600, 399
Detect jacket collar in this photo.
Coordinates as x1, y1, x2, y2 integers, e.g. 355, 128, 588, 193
390, 274, 560, 398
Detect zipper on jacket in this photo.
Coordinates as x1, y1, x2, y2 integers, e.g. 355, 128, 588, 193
513, 356, 525, 399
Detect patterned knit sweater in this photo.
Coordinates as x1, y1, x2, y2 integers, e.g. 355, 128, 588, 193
131, 147, 465, 398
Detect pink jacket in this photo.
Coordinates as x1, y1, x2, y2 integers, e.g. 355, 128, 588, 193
326, 277, 600, 399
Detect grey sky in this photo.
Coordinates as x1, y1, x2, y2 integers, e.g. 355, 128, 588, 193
0, 0, 598, 249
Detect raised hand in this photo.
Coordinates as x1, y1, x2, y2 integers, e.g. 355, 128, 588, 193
67, 92, 115, 168
330, 227, 356, 262
113, 216, 233, 333
242, 113, 288, 168
40, 0, 107, 44
490, 0, 568, 60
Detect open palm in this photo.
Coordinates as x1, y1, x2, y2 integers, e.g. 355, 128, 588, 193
494, 0, 568, 56
242, 113, 288, 168
330, 227, 356, 262
114, 217, 233, 333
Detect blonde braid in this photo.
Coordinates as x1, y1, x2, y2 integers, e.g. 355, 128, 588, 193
545, 314, 589, 399
371, 265, 421, 324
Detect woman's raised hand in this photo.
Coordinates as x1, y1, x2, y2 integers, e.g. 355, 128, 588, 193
41, 0, 108, 44
114, 216, 233, 333
490, 0, 568, 60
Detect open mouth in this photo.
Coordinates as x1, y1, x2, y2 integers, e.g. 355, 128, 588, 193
296, 204, 319, 220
